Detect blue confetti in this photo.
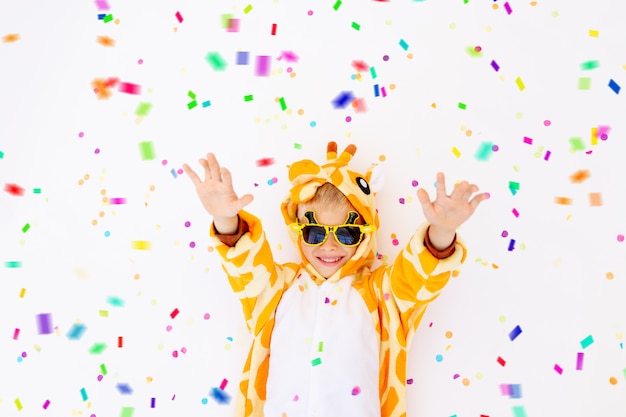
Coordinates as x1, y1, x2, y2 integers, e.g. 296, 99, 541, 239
331, 91, 355, 109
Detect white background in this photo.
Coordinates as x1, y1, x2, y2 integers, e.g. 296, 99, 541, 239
1, 1, 625, 416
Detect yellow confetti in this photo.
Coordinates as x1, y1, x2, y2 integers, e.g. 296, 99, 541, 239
451, 147, 461, 158
131, 240, 152, 250
588, 29, 599, 38
3, 33, 20, 42
515, 76, 525, 91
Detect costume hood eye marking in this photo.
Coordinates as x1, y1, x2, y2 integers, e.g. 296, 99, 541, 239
345, 211, 359, 225
304, 211, 318, 224
356, 177, 371, 195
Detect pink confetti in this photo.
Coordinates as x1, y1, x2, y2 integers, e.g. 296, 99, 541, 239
523, 136, 533, 145
576, 352, 584, 370
255, 56, 271, 77
109, 198, 127, 204
13, 328, 20, 340
351, 386, 361, 395
175, 11, 183, 23
43, 400, 50, 409
118, 82, 141, 95
512, 208, 520, 218
504, 2, 512, 14
544, 150, 551, 161
220, 379, 228, 390
554, 364, 563, 374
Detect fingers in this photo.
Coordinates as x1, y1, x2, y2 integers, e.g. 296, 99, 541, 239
182, 163, 201, 186
435, 172, 447, 199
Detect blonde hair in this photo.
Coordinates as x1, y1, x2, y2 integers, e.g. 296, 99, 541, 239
297, 183, 361, 223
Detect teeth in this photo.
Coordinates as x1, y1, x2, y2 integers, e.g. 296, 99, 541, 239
320, 257, 341, 263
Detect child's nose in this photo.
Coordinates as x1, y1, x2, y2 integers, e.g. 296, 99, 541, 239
321, 231, 341, 249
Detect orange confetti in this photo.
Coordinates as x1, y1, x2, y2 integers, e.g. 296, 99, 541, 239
588, 192, 602, 206
97, 36, 116, 47
570, 169, 590, 183
2, 33, 20, 43
554, 197, 573, 205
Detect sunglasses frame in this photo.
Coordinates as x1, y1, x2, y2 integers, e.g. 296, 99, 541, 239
289, 221, 375, 247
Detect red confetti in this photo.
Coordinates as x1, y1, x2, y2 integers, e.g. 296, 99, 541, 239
118, 82, 141, 95
271, 23, 277, 35
256, 158, 275, 167
352, 60, 369, 72
170, 308, 179, 319
175, 11, 183, 23
497, 356, 506, 366
5, 183, 25, 196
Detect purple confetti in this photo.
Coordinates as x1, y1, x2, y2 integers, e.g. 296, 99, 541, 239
36, 313, 53, 334
491, 60, 500, 71
255, 55, 271, 76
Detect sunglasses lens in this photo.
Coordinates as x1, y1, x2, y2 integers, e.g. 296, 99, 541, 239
302, 226, 327, 245
335, 226, 362, 246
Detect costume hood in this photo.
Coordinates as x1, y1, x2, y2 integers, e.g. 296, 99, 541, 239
280, 142, 384, 282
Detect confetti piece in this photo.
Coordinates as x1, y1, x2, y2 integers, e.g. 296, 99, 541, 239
580, 60, 599, 70
311, 357, 322, 366
351, 22, 361, 30
333, 0, 342, 10
331, 91, 355, 109
578, 77, 591, 90
132, 240, 152, 250
352, 60, 369, 72
118, 82, 141, 95
135, 102, 152, 117
588, 192, 602, 206
107, 296, 125, 307
554, 196, 573, 205
15, 398, 23, 411
256, 158, 275, 167
6, 261, 23, 268
170, 308, 180, 319
109, 198, 127, 204
19, 288, 26, 298
576, 352, 584, 370
270, 23, 277, 36
580, 335, 594, 349
151, 397, 156, 407
100, 363, 108, 375
491, 60, 500, 71
589, 29, 599, 37
504, 2, 512, 14
243, 4, 252, 14
608, 79, 621, 94
5, 183, 25, 196
569, 169, 590, 183
116, 383, 133, 394
255, 55, 271, 76
374, 84, 380, 97
36, 313, 53, 335
22, 223, 30, 233
515, 77, 525, 91
202, 100, 211, 107
475, 142, 493, 161
554, 364, 563, 374
451, 147, 461, 158
3, 33, 20, 42
544, 150, 551, 161
236, 51, 249, 65
206, 52, 227, 71
120, 407, 135, 417
512, 405, 528, 417
0, 150, 4, 158
512, 208, 520, 218
279, 97, 287, 111
509, 325, 522, 341
96, 35, 115, 47
80, 387, 88, 401
43, 399, 50, 409
103, 14, 113, 23
226, 18, 240, 32
370, 66, 377, 79
175, 11, 183, 23
497, 356, 506, 366
523, 136, 533, 145
508, 182, 520, 195
67, 323, 87, 340
89, 343, 107, 354
118, 336, 123, 347
210, 387, 231, 404
351, 386, 361, 395
138, 141, 156, 160
244, 94, 254, 102
399, 39, 409, 51
13, 328, 20, 340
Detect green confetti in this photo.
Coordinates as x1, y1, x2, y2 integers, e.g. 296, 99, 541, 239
89, 343, 107, 354
187, 100, 198, 110
458, 102, 467, 110
509, 181, 520, 195
580, 335, 594, 349
188, 90, 197, 100
351, 22, 361, 30
98, 310, 109, 317
100, 363, 108, 375
311, 357, 322, 366
0, 150, 4, 159
135, 102, 152, 117
5, 261, 22, 268
294, 143, 302, 149
580, 60, 599, 70
103, 14, 113, 23
138, 141, 156, 160
578, 77, 591, 90
512, 405, 528, 417
107, 296, 125, 307
243, 4, 252, 14
22, 223, 30, 233
244, 94, 254, 102
279, 97, 287, 111
370, 66, 377, 79
120, 407, 135, 417
206, 52, 227, 71
33, 188, 41, 194
569, 137, 585, 152
318, 341, 324, 352
221, 14, 234, 28
465, 46, 482, 57
474, 142, 493, 161
333, 0, 342, 10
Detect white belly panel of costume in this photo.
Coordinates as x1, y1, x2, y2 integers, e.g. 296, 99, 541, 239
265, 272, 380, 417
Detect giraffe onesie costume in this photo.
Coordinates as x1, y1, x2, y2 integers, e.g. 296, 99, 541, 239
210, 142, 467, 417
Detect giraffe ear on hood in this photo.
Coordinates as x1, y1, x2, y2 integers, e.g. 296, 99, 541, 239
367, 164, 385, 194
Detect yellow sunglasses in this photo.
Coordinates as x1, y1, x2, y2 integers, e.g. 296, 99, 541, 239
289, 211, 375, 247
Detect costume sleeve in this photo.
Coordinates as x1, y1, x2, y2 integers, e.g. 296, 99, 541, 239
387, 221, 467, 339
209, 210, 298, 337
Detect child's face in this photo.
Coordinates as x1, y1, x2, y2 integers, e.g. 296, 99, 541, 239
298, 205, 360, 279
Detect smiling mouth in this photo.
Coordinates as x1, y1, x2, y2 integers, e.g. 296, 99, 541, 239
318, 257, 343, 264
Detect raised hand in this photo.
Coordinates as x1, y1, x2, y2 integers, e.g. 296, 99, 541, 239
183, 153, 254, 223
417, 172, 488, 249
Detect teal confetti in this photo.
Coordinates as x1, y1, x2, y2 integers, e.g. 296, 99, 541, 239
580, 335, 594, 349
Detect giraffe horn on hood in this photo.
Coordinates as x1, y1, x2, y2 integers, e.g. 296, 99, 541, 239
327, 141, 338, 160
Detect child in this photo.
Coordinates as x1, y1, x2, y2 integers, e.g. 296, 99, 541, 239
183, 142, 488, 417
